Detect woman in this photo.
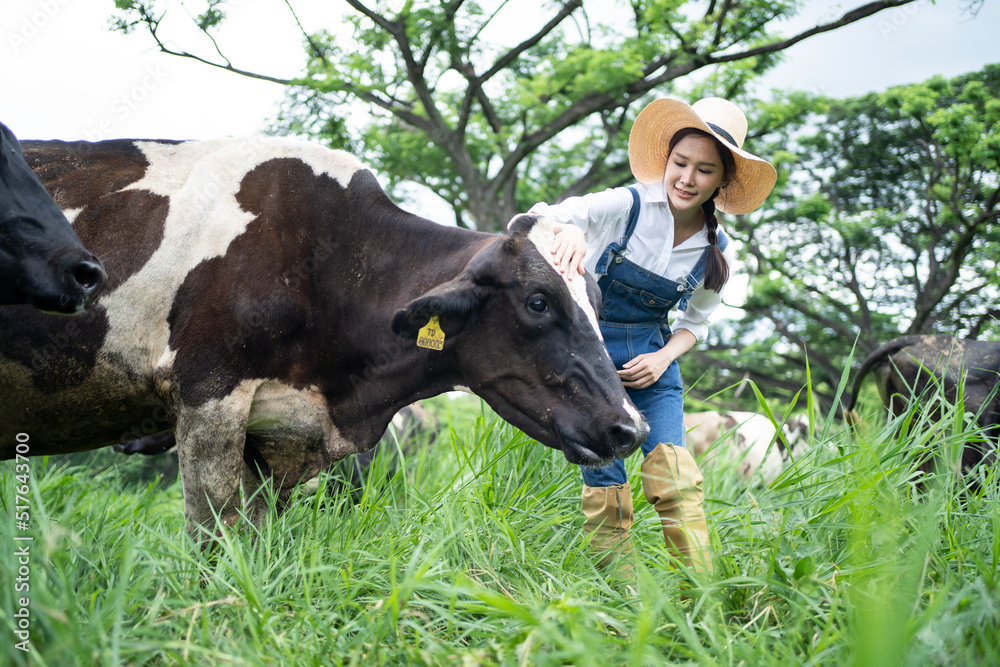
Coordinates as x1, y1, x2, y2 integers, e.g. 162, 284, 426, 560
528, 97, 776, 576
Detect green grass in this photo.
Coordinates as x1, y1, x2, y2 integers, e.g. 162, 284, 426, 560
2, 389, 999, 666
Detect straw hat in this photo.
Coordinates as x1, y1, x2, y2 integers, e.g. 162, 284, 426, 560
628, 97, 777, 215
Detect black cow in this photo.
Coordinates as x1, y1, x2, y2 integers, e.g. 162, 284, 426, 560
845, 335, 1000, 475
0, 122, 105, 312
0, 135, 647, 541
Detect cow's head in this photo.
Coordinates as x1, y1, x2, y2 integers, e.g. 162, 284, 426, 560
0, 122, 106, 313
392, 214, 647, 465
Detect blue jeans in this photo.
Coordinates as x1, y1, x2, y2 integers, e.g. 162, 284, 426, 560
581, 324, 686, 487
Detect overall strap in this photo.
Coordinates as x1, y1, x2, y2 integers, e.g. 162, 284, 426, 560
678, 229, 729, 312
595, 186, 641, 276
620, 186, 642, 252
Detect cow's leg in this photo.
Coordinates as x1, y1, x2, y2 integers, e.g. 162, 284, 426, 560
174, 382, 261, 545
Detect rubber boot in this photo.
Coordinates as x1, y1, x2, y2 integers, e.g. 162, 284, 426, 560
581, 482, 634, 576
641, 443, 714, 576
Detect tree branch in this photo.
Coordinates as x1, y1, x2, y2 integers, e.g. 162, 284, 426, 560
342, 0, 393, 31
284, 0, 329, 69
139, 5, 293, 85
688, 348, 838, 412
706, 0, 921, 65
479, 0, 583, 84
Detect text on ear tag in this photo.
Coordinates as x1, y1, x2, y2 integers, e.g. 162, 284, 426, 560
417, 315, 446, 351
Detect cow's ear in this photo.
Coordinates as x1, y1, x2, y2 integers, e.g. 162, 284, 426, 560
391, 275, 489, 340
505, 213, 541, 237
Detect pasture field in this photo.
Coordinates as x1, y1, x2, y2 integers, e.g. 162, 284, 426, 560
2, 386, 999, 666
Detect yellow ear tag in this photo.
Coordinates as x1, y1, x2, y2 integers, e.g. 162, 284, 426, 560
417, 315, 446, 351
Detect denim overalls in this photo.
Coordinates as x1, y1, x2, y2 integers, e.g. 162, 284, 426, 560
582, 186, 729, 487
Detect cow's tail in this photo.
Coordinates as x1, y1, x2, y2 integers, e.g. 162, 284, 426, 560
841, 335, 923, 420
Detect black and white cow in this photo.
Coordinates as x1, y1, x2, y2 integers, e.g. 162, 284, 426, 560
0, 135, 647, 540
845, 335, 1000, 475
684, 410, 809, 483
0, 122, 105, 312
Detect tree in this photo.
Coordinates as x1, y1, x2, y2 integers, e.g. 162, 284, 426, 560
689, 65, 1000, 414
110, 0, 919, 231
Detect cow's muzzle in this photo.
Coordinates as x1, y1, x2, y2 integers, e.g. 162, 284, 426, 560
559, 419, 647, 466
25, 249, 107, 314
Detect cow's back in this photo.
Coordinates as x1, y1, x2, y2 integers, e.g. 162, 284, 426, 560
1, 136, 370, 454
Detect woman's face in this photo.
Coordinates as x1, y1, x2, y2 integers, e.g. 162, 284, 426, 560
663, 134, 726, 217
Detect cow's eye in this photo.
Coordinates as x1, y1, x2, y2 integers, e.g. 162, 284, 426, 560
526, 296, 549, 315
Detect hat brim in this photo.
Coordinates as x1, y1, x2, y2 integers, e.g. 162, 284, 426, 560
628, 98, 777, 215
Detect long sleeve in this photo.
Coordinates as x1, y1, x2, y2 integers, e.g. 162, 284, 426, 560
671, 239, 736, 342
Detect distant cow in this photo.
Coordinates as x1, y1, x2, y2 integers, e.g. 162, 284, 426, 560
684, 410, 807, 483
0, 122, 105, 312
845, 335, 1000, 474
0, 135, 647, 541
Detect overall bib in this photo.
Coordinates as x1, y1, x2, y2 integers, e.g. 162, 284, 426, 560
582, 187, 728, 487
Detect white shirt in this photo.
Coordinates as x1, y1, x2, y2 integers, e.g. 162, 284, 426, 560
529, 182, 734, 341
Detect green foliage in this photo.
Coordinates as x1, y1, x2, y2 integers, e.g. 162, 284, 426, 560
194, 0, 226, 32
3, 380, 999, 665
701, 65, 1000, 413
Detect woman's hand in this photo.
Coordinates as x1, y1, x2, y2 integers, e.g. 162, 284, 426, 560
619, 330, 697, 389
550, 223, 587, 280
618, 350, 673, 389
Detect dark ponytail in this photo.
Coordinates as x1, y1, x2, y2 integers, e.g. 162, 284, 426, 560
701, 191, 729, 292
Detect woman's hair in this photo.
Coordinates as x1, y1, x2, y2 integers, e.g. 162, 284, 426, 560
667, 127, 736, 292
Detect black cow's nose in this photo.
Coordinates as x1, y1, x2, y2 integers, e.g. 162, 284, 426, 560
70, 259, 107, 298
605, 421, 646, 458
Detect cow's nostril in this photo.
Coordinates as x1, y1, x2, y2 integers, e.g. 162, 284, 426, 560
71, 260, 107, 294
605, 422, 645, 455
